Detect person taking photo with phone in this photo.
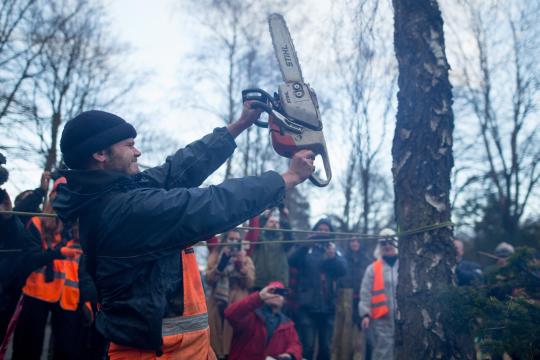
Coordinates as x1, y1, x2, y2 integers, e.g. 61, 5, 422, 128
224, 281, 302, 360
206, 229, 254, 360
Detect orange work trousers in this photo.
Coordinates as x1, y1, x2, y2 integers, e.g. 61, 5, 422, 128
108, 327, 217, 360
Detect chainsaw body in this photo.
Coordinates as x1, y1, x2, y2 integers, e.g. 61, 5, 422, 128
242, 86, 332, 187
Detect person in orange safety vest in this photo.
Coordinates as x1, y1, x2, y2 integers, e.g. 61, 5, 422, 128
358, 228, 399, 360
52, 106, 315, 359
11, 178, 85, 360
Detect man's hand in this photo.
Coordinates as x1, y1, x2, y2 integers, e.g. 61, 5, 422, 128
227, 101, 263, 138
361, 316, 370, 330
40, 171, 51, 192
259, 285, 280, 302
60, 246, 83, 260
281, 150, 315, 190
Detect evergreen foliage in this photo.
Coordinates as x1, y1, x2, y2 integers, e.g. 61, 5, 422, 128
445, 248, 540, 359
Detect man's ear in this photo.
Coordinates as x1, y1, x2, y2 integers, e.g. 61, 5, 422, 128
92, 150, 108, 163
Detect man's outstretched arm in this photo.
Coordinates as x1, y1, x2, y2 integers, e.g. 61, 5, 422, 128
97, 150, 314, 259
141, 101, 263, 189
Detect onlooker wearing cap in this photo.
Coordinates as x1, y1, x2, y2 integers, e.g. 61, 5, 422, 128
332, 236, 372, 360
224, 281, 302, 360
494, 242, 515, 267
359, 228, 399, 360
207, 229, 255, 360
288, 218, 346, 360
454, 239, 482, 286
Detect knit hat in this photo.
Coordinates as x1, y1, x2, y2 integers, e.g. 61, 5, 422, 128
378, 228, 397, 243
60, 110, 137, 169
267, 281, 285, 289
312, 218, 334, 232
494, 242, 515, 258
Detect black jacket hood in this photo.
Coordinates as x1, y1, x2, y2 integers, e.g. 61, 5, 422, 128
53, 169, 131, 222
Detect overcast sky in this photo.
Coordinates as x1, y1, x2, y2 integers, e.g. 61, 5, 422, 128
5, 0, 345, 221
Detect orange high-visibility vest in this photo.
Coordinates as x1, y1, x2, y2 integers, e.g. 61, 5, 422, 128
181, 247, 207, 316
370, 259, 390, 319
22, 217, 81, 311
110, 247, 215, 360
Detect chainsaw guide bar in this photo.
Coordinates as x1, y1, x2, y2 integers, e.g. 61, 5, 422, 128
242, 13, 332, 187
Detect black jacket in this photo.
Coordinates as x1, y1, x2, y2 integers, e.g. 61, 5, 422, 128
288, 244, 347, 314
0, 215, 62, 339
53, 127, 286, 351
456, 259, 483, 286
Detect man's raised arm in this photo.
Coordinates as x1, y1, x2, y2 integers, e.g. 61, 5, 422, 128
141, 101, 263, 189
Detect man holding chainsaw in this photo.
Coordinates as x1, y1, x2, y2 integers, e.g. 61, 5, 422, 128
52, 101, 315, 359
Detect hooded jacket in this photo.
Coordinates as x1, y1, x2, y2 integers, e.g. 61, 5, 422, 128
288, 242, 347, 314
53, 127, 286, 351
224, 292, 303, 360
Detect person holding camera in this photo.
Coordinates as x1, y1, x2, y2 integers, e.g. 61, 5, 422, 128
287, 218, 346, 360
224, 281, 302, 360
206, 229, 255, 360
247, 205, 293, 291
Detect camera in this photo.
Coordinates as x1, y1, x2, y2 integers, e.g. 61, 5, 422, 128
229, 242, 242, 253
271, 288, 289, 297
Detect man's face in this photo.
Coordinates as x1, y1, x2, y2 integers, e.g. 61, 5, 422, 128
103, 138, 141, 175
454, 240, 464, 260
316, 223, 331, 232
225, 231, 241, 243
380, 240, 397, 256
349, 238, 360, 252
265, 216, 279, 229
264, 293, 285, 309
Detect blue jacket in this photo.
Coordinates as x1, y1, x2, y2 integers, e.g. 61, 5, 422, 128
288, 243, 347, 313
53, 127, 286, 351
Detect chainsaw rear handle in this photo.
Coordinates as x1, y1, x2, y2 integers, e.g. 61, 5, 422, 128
242, 89, 275, 128
309, 149, 332, 187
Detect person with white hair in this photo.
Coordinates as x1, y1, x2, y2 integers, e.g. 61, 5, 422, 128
358, 228, 398, 360
494, 242, 515, 267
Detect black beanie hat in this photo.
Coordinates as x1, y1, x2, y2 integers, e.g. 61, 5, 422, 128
60, 110, 137, 169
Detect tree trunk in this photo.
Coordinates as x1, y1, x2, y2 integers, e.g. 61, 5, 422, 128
391, 0, 473, 358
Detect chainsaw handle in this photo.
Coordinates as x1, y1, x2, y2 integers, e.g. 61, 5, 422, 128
309, 150, 332, 187
242, 89, 275, 128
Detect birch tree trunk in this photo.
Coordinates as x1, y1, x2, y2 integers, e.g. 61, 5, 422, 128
391, 0, 473, 358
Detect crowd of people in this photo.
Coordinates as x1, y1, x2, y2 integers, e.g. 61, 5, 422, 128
0, 106, 520, 360
2, 175, 513, 360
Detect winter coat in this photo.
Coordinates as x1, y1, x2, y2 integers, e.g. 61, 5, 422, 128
206, 249, 255, 357
456, 259, 482, 286
288, 244, 347, 314
0, 215, 63, 339
52, 127, 286, 351
224, 292, 302, 360
338, 248, 372, 321
251, 215, 293, 288
359, 257, 399, 360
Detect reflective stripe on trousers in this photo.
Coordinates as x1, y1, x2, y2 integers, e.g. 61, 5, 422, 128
162, 313, 209, 336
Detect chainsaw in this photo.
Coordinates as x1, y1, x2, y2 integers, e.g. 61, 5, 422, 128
242, 13, 332, 187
